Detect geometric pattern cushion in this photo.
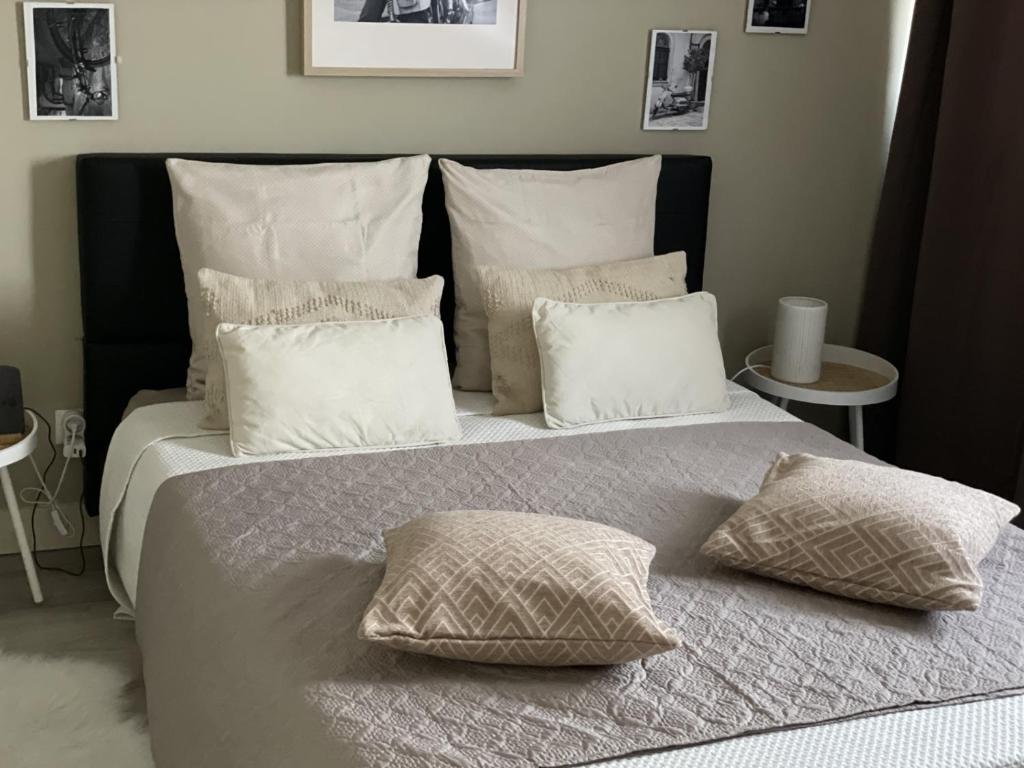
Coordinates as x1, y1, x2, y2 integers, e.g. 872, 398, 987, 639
197, 269, 443, 431
701, 453, 1019, 611
359, 510, 680, 666
478, 251, 687, 415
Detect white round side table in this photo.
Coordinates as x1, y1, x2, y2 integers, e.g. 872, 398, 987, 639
735, 344, 898, 451
0, 410, 44, 604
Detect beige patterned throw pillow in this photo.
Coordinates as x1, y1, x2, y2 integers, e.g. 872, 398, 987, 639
360, 510, 681, 666
479, 252, 687, 415
198, 269, 444, 430
701, 454, 1019, 611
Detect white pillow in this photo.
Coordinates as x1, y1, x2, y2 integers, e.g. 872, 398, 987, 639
216, 316, 460, 457
168, 155, 431, 398
197, 269, 444, 431
532, 293, 729, 429
479, 251, 687, 416
439, 156, 661, 392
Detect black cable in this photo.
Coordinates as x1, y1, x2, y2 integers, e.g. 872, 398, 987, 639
24, 407, 86, 577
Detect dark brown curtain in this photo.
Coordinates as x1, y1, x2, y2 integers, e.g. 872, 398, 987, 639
858, 0, 1024, 512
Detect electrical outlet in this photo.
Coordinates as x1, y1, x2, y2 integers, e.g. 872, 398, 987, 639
54, 408, 86, 458
54, 409, 81, 440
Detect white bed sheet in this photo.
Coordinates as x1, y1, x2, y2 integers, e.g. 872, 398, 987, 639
97, 385, 1024, 768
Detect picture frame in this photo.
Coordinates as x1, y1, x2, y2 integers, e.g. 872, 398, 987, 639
23, 2, 118, 120
304, 0, 527, 77
746, 0, 811, 35
643, 30, 718, 132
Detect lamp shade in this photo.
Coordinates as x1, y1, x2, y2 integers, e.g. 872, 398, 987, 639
771, 297, 827, 383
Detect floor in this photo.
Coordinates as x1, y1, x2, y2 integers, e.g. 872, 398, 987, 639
0, 547, 147, 720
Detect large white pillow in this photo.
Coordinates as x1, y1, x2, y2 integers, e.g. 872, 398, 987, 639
216, 316, 460, 457
168, 155, 431, 398
532, 293, 729, 429
439, 156, 661, 391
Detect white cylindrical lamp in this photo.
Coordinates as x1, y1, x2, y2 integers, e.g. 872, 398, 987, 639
771, 297, 828, 384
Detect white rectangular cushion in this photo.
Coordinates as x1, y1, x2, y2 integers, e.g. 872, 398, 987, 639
533, 293, 730, 429
216, 316, 461, 457
168, 155, 431, 398
439, 156, 661, 391
197, 269, 444, 431
479, 251, 687, 416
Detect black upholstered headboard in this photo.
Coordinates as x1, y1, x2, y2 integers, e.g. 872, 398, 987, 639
76, 153, 713, 513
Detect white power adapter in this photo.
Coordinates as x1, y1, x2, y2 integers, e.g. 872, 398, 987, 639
51, 508, 70, 537
56, 411, 87, 459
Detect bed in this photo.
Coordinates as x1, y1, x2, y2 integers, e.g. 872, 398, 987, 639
80, 154, 1024, 768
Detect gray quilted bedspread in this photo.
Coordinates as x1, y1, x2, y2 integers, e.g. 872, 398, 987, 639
135, 422, 1024, 768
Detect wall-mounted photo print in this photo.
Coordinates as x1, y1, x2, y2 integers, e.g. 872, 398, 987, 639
306, 0, 526, 77
23, 3, 118, 120
643, 30, 717, 132
335, 0, 497, 25
746, 0, 811, 35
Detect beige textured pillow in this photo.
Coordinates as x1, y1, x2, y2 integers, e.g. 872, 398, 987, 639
360, 510, 680, 666
702, 454, 1020, 611
440, 156, 661, 392
168, 155, 430, 398
198, 269, 443, 430
217, 317, 460, 457
480, 252, 687, 415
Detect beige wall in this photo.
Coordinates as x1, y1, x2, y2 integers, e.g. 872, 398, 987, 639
0, 0, 910, 550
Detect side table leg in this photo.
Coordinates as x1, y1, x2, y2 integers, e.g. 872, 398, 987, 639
849, 405, 865, 451
1, 467, 43, 604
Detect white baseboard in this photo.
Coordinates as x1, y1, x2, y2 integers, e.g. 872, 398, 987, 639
0, 504, 100, 556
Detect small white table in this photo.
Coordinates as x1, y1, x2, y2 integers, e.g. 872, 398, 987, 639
735, 344, 898, 451
0, 410, 44, 604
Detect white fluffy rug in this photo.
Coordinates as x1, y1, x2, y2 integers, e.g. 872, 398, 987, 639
0, 652, 153, 768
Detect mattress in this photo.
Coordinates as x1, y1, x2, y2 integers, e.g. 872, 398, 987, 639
99, 386, 1024, 768
101, 383, 796, 613
602, 695, 1024, 768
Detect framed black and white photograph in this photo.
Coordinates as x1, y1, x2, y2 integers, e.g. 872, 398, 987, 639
23, 3, 118, 120
746, 0, 811, 35
643, 30, 717, 132
305, 0, 526, 77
